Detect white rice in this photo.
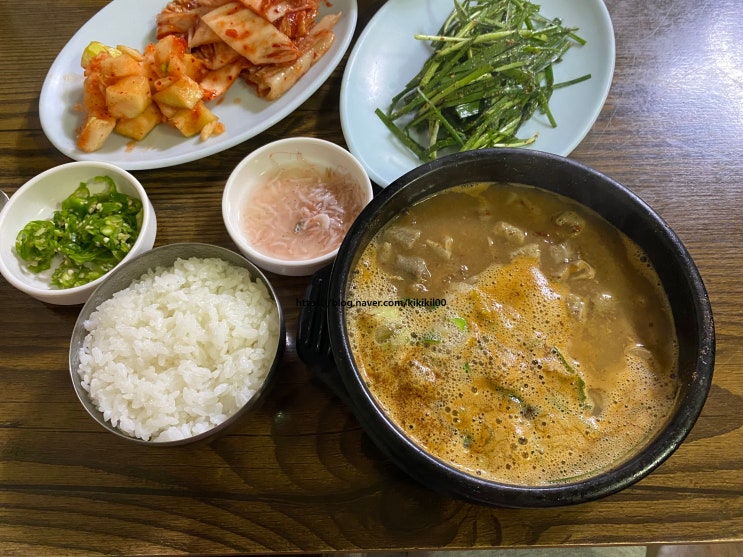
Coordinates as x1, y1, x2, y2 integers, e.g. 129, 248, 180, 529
76, 257, 280, 442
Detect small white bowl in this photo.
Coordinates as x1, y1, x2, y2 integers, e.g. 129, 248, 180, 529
222, 137, 373, 276
0, 161, 156, 305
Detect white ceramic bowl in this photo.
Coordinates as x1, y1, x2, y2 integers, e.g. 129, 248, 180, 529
0, 161, 156, 305
222, 137, 373, 276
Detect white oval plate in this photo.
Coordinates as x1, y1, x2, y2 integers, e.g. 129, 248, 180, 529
340, 0, 615, 187
40, 0, 357, 170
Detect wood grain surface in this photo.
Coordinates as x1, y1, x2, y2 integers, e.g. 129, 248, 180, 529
1, 0, 742, 555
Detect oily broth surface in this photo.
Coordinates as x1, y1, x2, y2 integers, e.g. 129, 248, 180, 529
345, 182, 679, 485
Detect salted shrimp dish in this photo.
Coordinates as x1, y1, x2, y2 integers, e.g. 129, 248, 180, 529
240, 159, 368, 262
76, 0, 341, 152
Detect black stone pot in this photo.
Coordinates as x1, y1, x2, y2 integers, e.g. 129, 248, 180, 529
296, 148, 715, 508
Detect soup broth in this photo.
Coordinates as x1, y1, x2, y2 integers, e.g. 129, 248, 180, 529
345, 182, 679, 485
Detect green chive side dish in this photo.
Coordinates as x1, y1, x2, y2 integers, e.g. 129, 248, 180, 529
375, 0, 591, 162
15, 175, 143, 289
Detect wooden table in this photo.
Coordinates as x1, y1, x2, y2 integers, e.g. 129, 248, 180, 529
1, 0, 742, 554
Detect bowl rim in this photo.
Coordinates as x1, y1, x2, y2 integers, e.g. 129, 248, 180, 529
222, 136, 374, 270
321, 148, 715, 507
68, 242, 286, 446
0, 161, 154, 300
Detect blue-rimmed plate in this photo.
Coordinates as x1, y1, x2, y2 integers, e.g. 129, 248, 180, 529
340, 0, 615, 187
40, 0, 357, 170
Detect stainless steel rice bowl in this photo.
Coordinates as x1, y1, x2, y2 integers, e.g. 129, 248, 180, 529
69, 243, 285, 446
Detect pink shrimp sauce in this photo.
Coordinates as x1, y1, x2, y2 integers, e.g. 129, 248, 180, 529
240, 158, 367, 261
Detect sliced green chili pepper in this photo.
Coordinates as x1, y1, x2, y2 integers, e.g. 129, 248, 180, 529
15, 220, 57, 272
15, 175, 143, 289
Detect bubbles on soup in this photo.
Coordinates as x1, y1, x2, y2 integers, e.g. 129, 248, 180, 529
346, 182, 678, 486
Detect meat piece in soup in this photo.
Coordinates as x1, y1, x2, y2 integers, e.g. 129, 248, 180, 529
345, 182, 679, 485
